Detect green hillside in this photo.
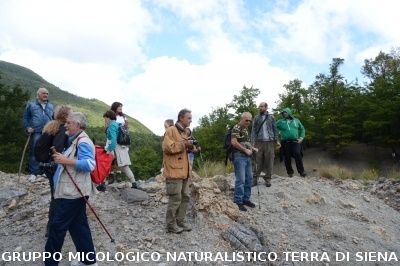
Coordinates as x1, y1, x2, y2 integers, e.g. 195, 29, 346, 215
0, 60, 153, 135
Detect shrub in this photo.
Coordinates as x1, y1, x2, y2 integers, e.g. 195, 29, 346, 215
387, 169, 400, 180
193, 160, 234, 178
360, 169, 379, 181
319, 165, 355, 180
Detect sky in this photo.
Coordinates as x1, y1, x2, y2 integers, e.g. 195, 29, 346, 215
0, 0, 399, 136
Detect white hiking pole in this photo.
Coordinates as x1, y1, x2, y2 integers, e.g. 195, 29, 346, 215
253, 153, 261, 210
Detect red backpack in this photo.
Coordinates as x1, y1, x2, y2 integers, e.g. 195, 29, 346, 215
77, 137, 114, 184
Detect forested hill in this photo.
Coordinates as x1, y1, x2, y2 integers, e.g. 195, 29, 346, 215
0, 60, 153, 135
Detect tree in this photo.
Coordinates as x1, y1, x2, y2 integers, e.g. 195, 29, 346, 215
193, 85, 260, 163
275, 79, 314, 146
308, 58, 358, 156
361, 48, 400, 151
194, 106, 232, 162
0, 76, 30, 172
227, 85, 260, 120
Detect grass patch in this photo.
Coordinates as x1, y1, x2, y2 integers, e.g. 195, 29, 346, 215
194, 160, 234, 178
387, 169, 400, 179
319, 165, 355, 180
360, 169, 379, 185
360, 169, 379, 181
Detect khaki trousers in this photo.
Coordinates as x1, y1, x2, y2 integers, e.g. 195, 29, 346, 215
254, 141, 275, 180
165, 178, 189, 228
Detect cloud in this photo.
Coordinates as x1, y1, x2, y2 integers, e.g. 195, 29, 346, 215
0, 0, 399, 136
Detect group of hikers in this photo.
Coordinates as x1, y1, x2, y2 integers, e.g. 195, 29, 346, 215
22, 88, 137, 266
228, 102, 307, 212
22, 88, 306, 265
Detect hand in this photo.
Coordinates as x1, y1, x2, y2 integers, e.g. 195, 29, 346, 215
52, 152, 65, 164
245, 149, 253, 156
252, 147, 258, 153
183, 139, 194, 148
27, 127, 34, 133
276, 142, 281, 148
298, 138, 303, 144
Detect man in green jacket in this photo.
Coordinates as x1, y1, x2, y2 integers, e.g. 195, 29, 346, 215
276, 108, 307, 177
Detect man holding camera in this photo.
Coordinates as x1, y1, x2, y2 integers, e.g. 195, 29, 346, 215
162, 108, 194, 234
231, 112, 258, 211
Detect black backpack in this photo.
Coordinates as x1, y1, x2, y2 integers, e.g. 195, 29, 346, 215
117, 124, 131, 145
223, 127, 234, 165
34, 132, 54, 163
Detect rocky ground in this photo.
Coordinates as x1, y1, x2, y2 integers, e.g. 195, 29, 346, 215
1, 145, 400, 266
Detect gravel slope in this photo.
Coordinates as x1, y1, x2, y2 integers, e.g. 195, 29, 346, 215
1, 170, 400, 266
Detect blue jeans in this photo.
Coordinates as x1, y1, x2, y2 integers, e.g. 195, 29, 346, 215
29, 132, 41, 175
233, 152, 253, 204
45, 197, 96, 266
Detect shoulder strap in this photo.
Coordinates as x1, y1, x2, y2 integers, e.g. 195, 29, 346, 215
39, 102, 52, 120
256, 114, 269, 138
74, 135, 89, 157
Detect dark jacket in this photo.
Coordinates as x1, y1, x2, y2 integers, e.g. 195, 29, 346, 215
251, 112, 278, 143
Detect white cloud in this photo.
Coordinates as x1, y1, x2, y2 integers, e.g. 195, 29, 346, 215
260, 0, 399, 65
1, 0, 399, 136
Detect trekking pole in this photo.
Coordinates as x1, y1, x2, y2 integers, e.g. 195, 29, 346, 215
199, 149, 207, 178
253, 152, 261, 210
51, 147, 115, 243
17, 133, 31, 188
63, 165, 115, 243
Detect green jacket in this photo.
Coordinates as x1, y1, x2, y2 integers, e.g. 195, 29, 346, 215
276, 108, 305, 141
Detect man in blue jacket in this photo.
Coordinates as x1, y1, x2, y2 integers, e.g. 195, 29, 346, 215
22, 88, 54, 181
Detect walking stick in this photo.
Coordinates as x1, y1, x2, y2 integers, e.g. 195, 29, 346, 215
253, 153, 261, 210
51, 147, 115, 243
17, 134, 31, 188
199, 149, 207, 178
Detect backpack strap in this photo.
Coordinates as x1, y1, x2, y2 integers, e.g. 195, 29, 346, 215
255, 114, 269, 139
75, 135, 89, 157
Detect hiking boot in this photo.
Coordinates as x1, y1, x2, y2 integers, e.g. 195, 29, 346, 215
300, 172, 307, 177
70, 259, 98, 266
243, 200, 256, 208
177, 221, 192, 231
107, 172, 115, 184
115, 172, 122, 182
96, 182, 106, 192
288, 173, 293, 178
131, 182, 138, 189
264, 178, 272, 187
167, 225, 184, 234
237, 203, 247, 212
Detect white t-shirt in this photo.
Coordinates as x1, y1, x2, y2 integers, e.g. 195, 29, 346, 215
116, 115, 125, 126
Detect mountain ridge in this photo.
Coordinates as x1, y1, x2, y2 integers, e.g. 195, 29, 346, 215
0, 60, 154, 135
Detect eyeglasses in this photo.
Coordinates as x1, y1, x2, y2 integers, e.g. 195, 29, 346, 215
258, 106, 265, 108
245, 119, 252, 122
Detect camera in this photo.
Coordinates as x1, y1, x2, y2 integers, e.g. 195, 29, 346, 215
39, 161, 57, 171
188, 136, 198, 146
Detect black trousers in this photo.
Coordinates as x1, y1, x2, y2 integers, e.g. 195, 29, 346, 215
281, 141, 304, 175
